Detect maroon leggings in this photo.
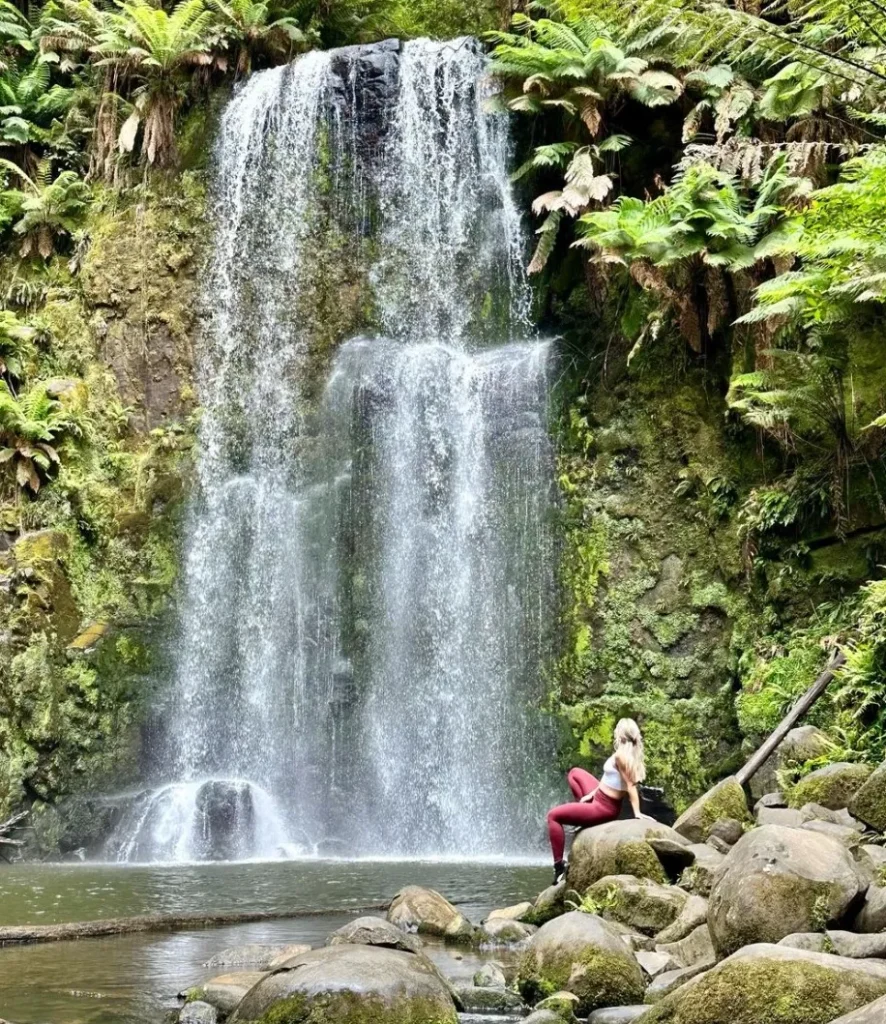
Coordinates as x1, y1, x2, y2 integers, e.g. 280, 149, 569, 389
547, 767, 624, 863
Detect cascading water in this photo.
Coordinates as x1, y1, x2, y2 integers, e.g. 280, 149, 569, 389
107, 38, 558, 863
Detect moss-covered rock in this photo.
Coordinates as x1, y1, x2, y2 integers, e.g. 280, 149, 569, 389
708, 825, 864, 956
586, 875, 688, 936
787, 763, 873, 811
748, 726, 833, 800
387, 886, 475, 942
637, 944, 886, 1024
567, 819, 689, 893
229, 945, 457, 1024
827, 994, 886, 1023
516, 911, 646, 1016
673, 777, 751, 844
848, 762, 886, 830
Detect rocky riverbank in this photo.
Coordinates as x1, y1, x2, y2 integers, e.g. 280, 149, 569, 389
164, 729, 886, 1024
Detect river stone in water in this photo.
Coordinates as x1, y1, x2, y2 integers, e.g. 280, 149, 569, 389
516, 910, 645, 1015
673, 777, 751, 844
828, 994, 886, 1023
388, 885, 474, 940
186, 972, 268, 1014
229, 944, 457, 1023
637, 943, 886, 1024
567, 820, 689, 892
454, 985, 524, 1012
180, 1002, 217, 1024
473, 962, 506, 988
588, 875, 688, 935
204, 944, 311, 969
707, 824, 863, 956
326, 916, 423, 953
486, 901, 533, 923
587, 1008, 648, 1023
787, 762, 873, 810
480, 917, 536, 944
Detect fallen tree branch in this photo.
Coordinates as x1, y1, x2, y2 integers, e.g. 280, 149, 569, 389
0, 902, 392, 948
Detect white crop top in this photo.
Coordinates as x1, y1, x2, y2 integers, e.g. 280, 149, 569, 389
601, 754, 627, 792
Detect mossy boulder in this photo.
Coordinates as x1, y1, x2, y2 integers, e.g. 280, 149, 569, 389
387, 886, 474, 941
516, 911, 645, 1016
567, 820, 690, 894
708, 825, 864, 957
326, 916, 422, 953
787, 763, 873, 811
479, 917, 536, 944
849, 762, 886, 831
187, 972, 269, 1014
828, 994, 886, 1023
636, 944, 886, 1024
586, 875, 688, 936
672, 777, 750, 844
228, 944, 458, 1024
678, 846, 724, 898
525, 882, 567, 926
749, 726, 833, 800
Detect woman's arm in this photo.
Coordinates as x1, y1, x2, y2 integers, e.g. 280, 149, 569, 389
627, 781, 643, 818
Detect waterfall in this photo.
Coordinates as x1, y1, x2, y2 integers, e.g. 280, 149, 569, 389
107, 38, 558, 863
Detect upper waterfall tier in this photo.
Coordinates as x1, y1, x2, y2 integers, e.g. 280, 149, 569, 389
108, 38, 558, 863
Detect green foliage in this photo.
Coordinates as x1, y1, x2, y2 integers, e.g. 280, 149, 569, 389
0, 378, 80, 492
4, 159, 90, 258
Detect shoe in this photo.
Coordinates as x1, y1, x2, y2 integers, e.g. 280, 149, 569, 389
553, 860, 567, 885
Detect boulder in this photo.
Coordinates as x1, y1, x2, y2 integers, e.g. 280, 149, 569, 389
326, 916, 422, 953
756, 806, 804, 827
588, 1009, 648, 1023
678, 845, 724, 897
826, 931, 886, 959
610, 920, 655, 952
673, 778, 751, 844
800, 820, 863, 849
755, 792, 787, 811
527, 881, 566, 926
454, 985, 524, 1013
708, 825, 864, 956
387, 886, 474, 941
567, 820, 690, 893
854, 885, 886, 933
787, 763, 873, 811
185, 972, 267, 1015
636, 950, 678, 978
827, 994, 886, 1023
645, 838, 695, 878
778, 933, 828, 952
749, 725, 833, 800
637, 944, 886, 1024
643, 961, 714, 1002
204, 944, 311, 970
479, 917, 536, 945
706, 835, 732, 855
800, 804, 864, 829
850, 763, 886, 831
524, 1012, 565, 1024
588, 875, 688, 936
854, 845, 886, 888
180, 1003, 217, 1024
654, 896, 708, 945
707, 818, 744, 846
535, 990, 580, 1015
516, 911, 645, 1015
485, 901, 533, 923
229, 944, 458, 1024
473, 962, 506, 988
656, 925, 716, 970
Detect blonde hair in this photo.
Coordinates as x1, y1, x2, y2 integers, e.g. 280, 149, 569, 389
614, 718, 646, 785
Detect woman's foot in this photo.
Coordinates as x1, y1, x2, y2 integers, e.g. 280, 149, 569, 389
553, 860, 566, 885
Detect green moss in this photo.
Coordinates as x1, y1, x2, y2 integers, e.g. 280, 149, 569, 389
786, 763, 873, 810
568, 837, 667, 894
250, 992, 458, 1024
587, 877, 685, 934
640, 957, 886, 1024
516, 944, 645, 1016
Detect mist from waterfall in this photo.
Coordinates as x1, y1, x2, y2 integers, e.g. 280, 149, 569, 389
107, 38, 558, 863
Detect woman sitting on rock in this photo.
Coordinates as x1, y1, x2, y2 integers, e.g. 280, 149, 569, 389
547, 718, 652, 884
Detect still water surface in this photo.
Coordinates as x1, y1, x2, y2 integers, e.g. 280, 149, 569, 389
0, 858, 548, 1024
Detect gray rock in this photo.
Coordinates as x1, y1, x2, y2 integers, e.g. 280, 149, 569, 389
708, 824, 865, 956
529, 881, 566, 925
326, 915, 422, 953
586, 874, 688, 935
454, 985, 524, 1013
788, 762, 873, 811
756, 806, 804, 827
485, 901, 533, 923
708, 817, 744, 846
778, 932, 828, 952
523, 1012, 564, 1024
854, 884, 886, 933
567, 819, 690, 893
473, 961, 506, 988
755, 791, 787, 812
516, 911, 645, 1015
535, 990, 580, 1015
800, 819, 863, 848
641, 943, 886, 1023
827, 994, 886, 1023
828, 930, 886, 959
587, 1008, 648, 1023
850, 762, 886, 831
203, 943, 311, 969
656, 923, 716, 969
179, 1002, 217, 1024
800, 803, 865, 829
644, 959, 714, 1002
679, 844, 724, 897
636, 950, 678, 977
186, 972, 267, 1014
654, 895, 708, 944
609, 919, 655, 951
479, 917, 536, 945
855, 844, 886, 887
706, 834, 732, 855
749, 725, 833, 800
229, 944, 457, 1023
387, 885, 474, 940
647, 837, 695, 877
673, 777, 751, 844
